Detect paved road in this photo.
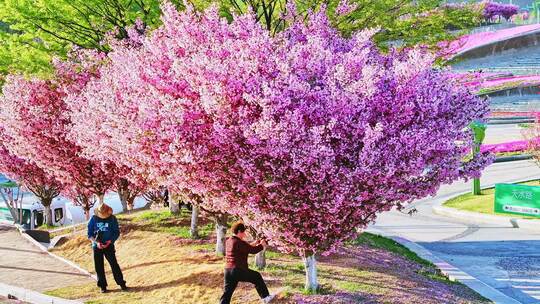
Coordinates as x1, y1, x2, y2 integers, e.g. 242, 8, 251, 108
0, 224, 93, 292
485, 124, 526, 145
372, 160, 540, 303
0, 296, 29, 304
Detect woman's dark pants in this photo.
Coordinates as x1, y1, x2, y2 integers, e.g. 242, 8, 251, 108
93, 244, 126, 289
220, 267, 269, 304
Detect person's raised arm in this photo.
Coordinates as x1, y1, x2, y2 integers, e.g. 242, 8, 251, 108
246, 240, 264, 254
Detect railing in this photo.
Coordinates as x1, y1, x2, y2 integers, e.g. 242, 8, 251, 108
453, 67, 540, 75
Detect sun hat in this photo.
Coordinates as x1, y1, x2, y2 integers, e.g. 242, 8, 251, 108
94, 203, 113, 219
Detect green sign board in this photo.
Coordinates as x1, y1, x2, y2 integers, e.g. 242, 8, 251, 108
494, 183, 540, 217
0, 181, 17, 188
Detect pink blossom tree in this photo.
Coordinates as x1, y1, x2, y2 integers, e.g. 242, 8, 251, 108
0, 129, 62, 225
0, 152, 61, 226
0, 74, 118, 215
66, 3, 274, 255
66, 2, 491, 290
56, 50, 148, 212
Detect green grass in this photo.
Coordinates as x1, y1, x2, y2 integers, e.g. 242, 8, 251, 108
36, 224, 57, 230
443, 180, 540, 218
128, 209, 215, 239
518, 123, 533, 129
350, 233, 467, 286
351, 233, 432, 267
477, 80, 529, 95
263, 232, 460, 295
495, 151, 529, 157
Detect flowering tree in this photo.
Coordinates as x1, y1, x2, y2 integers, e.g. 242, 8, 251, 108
0, 74, 118, 212
0, 127, 63, 225
526, 114, 540, 167
63, 35, 151, 213
482, 1, 519, 22
69, 2, 491, 291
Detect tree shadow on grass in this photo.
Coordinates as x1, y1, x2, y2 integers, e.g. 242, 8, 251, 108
122, 259, 187, 271
127, 270, 220, 292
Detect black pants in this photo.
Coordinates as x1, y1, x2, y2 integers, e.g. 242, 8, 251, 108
93, 244, 125, 289
220, 268, 269, 304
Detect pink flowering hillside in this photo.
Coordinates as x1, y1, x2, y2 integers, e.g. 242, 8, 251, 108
442, 23, 540, 58
481, 138, 540, 153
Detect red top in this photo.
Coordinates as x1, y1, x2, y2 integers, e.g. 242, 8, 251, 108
224, 235, 264, 269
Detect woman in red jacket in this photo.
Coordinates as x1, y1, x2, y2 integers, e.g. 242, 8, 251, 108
220, 221, 275, 304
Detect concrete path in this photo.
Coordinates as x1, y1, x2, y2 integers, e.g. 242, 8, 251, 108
0, 224, 93, 292
372, 159, 540, 304
484, 124, 526, 145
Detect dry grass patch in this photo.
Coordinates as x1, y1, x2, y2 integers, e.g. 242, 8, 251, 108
46, 209, 491, 304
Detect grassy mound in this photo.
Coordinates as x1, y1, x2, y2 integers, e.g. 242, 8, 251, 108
46, 209, 490, 304
444, 180, 540, 218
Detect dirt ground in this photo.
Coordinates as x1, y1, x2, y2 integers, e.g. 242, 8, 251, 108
45, 211, 491, 304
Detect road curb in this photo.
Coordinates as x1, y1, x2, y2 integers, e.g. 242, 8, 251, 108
16, 226, 97, 281
366, 227, 522, 304
432, 206, 540, 232
494, 154, 533, 163
0, 283, 83, 304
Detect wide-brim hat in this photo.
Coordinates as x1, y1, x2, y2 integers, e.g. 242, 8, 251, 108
95, 203, 113, 219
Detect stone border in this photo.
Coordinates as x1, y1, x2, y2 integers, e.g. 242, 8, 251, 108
16, 226, 97, 281
49, 222, 88, 234
0, 283, 83, 304
433, 205, 539, 232
366, 227, 521, 304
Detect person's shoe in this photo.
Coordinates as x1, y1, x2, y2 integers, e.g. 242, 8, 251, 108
120, 285, 129, 291
261, 294, 275, 303
100, 288, 107, 293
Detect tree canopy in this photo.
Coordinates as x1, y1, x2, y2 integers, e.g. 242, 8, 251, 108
0, 0, 481, 76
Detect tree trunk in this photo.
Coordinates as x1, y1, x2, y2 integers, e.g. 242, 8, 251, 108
43, 204, 53, 227
116, 178, 130, 212
97, 193, 105, 205
303, 254, 319, 292
169, 200, 180, 215
118, 192, 128, 212
190, 205, 199, 239
83, 207, 90, 220
215, 214, 228, 256
255, 249, 266, 270
0, 189, 19, 223
41, 197, 53, 226
81, 195, 91, 220
127, 196, 135, 211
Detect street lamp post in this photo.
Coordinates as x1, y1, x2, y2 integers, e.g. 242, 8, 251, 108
469, 121, 487, 196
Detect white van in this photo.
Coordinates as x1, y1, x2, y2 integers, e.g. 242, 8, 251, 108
0, 199, 67, 230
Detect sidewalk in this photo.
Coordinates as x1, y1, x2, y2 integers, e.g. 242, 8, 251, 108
0, 295, 29, 303
0, 224, 93, 292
